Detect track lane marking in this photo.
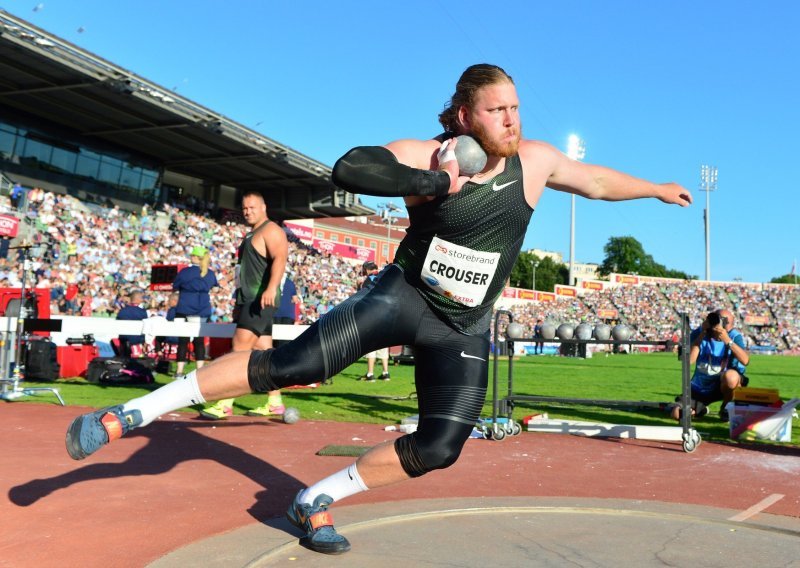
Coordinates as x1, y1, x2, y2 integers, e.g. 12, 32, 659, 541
728, 493, 785, 522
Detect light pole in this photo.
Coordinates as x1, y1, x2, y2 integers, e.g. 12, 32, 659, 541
566, 134, 586, 286
531, 259, 538, 291
700, 165, 718, 281
379, 201, 400, 265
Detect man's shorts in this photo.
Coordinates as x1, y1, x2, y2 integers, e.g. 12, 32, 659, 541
365, 347, 389, 359
676, 374, 750, 413
234, 300, 276, 336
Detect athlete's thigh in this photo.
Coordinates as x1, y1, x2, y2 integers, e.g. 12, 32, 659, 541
270, 265, 424, 380
413, 313, 490, 425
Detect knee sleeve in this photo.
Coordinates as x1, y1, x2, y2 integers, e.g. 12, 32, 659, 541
394, 422, 471, 477
247, 349, 279, 392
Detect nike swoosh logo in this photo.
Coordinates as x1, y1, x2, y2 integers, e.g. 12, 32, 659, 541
492, 180, 518, 192
460, 351, 486, 361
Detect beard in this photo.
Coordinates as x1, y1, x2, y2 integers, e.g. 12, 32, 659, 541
470, 120, 521, 158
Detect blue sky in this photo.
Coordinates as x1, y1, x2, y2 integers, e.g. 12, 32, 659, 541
7, 1, 798, 283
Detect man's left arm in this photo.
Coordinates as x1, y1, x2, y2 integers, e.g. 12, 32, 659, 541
261, 225, 289, 309
721, 329, 750, 367
544, 145, 693, 206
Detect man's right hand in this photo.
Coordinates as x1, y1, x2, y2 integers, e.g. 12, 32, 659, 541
436, 138, 469, 194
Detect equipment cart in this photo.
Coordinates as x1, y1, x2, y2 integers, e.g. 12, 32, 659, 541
482, 311, 702, 453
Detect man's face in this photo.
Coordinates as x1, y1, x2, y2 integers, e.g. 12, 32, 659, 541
461, 81, 521, 158
241, 196, 267, 227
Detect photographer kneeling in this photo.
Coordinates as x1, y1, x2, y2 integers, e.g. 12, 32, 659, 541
671, 309, 750, 422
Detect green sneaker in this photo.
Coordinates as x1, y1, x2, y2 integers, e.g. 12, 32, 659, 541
287, 491, 351, 555
199, 399, 233, 420
246, 403, 285, 417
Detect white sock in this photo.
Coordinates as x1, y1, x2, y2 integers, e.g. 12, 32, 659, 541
122, 371, 205, 427
300, 463, 369, 505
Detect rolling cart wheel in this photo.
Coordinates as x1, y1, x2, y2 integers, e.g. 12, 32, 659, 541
492, 426, 506, 441
682, 430, 702, 453
511, 422, 522, 436
483, 428, 493, 440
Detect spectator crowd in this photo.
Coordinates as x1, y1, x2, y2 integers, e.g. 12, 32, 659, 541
1, 188, 798, 354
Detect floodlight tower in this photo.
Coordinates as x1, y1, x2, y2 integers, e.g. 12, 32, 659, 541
378, 201, 400, 265
566, 134, 586, 286
700, 165, 718, 281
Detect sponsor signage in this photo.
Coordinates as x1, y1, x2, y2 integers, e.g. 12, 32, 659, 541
517, 289, 535, 300
284, 221, 314, 243
0, 214, 20, 238
555, 285, 578, 297
581, 280, 605, 290
744, 315, 771, 326
313, 238, 375, 262
502, 288, 517, 298
596, 308, 619, 319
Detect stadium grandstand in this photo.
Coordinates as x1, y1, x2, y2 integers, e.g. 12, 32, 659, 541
0, 10, 797, 359
0, 10, 371, 220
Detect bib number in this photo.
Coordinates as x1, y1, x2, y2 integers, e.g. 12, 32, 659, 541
420, 236, 500, 307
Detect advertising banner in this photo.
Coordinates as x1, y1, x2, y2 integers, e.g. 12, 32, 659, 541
0, 214, 20, 238
314, 238, 375, 262
555, 285, 578, 297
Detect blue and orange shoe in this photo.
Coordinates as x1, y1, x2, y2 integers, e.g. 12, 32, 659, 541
65, 405, 142, 460
286, 491, 351, 555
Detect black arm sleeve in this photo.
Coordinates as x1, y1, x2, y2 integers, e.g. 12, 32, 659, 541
332, 146, 451, 197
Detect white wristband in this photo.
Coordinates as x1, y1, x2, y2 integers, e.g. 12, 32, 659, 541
436, 139, 456, 167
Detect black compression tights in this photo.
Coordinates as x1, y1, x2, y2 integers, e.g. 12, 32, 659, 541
247, 265, 489, 477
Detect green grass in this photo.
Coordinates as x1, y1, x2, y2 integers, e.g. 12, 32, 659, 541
9, 353, 800, 445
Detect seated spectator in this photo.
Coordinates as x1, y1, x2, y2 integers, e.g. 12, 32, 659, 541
670, 308, 750, 422
116, 289, 149, 358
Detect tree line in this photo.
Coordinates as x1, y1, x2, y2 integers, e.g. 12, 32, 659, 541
509, 236, 793, 290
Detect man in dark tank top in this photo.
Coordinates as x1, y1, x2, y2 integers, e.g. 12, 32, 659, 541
66, 64, 693, 556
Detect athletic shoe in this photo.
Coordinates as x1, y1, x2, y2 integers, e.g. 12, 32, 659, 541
379, 372, 391, 381
286, 491, 351, 555
199, 400, 233, 420
65, 405, 142, 460
359, 374, 375, 382
246, 403, 285, 417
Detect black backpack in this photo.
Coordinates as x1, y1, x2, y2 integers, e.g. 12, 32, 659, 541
86, 357, 155, 385
24, 338, 60, 381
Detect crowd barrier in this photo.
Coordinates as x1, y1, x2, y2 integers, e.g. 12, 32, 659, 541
0, 316, 309, 346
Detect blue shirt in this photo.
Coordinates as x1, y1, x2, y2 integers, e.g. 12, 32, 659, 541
690, 327, 747, 394
172, 265, 218, 318
117, 304, 148, 344
275, 277, 297, 320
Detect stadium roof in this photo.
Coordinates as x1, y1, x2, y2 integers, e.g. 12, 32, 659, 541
0, 10, 373, 220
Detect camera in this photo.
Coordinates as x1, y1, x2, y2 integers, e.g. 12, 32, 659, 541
66, 333, 95, 346
706, 312, 728, 328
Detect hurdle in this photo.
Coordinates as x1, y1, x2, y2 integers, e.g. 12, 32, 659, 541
484, 311, 701, 453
